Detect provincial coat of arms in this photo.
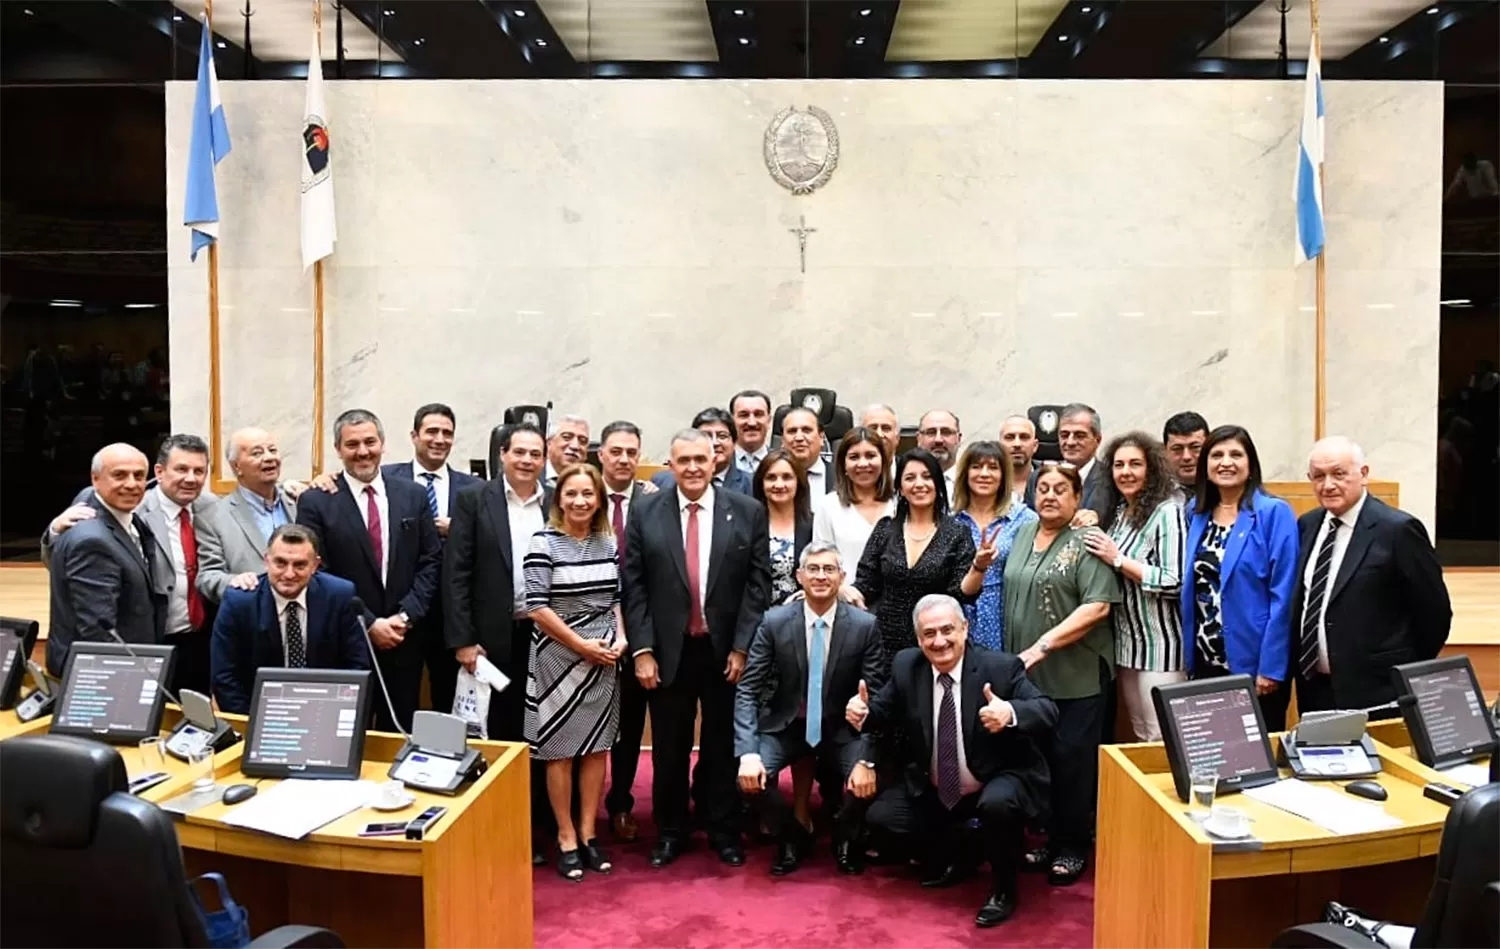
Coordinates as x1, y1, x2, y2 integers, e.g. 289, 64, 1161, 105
1037, 409, 1059, 438
764, 105, 839, 195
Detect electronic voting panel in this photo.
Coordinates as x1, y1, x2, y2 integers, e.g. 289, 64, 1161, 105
242, 668, 372, 780
1396, 657, 1497, 769
49, 642, 175, 744
1154, 675, 1280, 802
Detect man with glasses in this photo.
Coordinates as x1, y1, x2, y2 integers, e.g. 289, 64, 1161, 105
652, 408, 752, 495
544, 414, 591, 488
916, 409, 963, 497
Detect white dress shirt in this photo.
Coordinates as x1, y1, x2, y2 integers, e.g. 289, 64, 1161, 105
506, 478, 547, 616
414, 462, 451, 520
155, 488, 192, 635
100, 499, 138, 542
349, 471, 390, 585
271, 587, 310, 663
931, 662, 982, 797
805, 458, 829, 498
1303, 490, 1368, 675
812, 491, 893, 575
678, 485, 715, 612
943, 467, 957, 499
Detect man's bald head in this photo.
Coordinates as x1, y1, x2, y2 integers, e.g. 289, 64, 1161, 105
90, 443, 149, 512
227, 427, 283, 495
1306, 436, 1368, 518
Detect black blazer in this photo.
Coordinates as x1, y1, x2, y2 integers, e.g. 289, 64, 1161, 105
621, 487, 771, 689
209, 572, 371, 715
443, 479, 553, 658
733, 601, 885, 758
1293, 495, 1452, 708
294, 473, 441, 630
864, 646, 1056, 818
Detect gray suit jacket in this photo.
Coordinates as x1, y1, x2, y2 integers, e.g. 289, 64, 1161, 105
46, 494, 168, 675
135, 487, 217, 608
196, 486, 299, 603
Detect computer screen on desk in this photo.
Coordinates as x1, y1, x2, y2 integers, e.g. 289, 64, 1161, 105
0, 617, 39, 710
1154, 675, 1280, 803
1394, 657, 1497, 769
241, 669, 372, 780
49, 642, 176, 744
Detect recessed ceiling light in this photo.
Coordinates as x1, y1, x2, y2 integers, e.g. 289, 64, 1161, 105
1080, 5, 1091, 11
413, 37, 425, 45
854, 35, 866, 44
738, 36, 750, 45
173, 12, 183, 20
49, 300, 82, 308
1425, 5, 1438, 12
534, 37, 547, 46
732, 8, 746, 15
124, 303, 159, 309
384, 8, 395, 15
513, 8, 527, 16
23, 7, 34, 14
216, 40, 227, 48
859, 7, 872, 14
1058, 34, 1070, 41
1378, 35, 1390, 42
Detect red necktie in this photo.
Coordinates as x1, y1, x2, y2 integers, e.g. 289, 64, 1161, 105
611, 493, 627, 565
364, 485, 384, 576
685, 502, 708, 636
178, 509, 205, 630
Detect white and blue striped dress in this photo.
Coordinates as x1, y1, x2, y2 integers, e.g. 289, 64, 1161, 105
523, 527, 621, 761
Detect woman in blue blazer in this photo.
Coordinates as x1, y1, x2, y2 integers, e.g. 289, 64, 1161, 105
1181, 425, 1299, 730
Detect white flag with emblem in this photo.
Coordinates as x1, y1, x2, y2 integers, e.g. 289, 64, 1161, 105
300, 32, 335, 270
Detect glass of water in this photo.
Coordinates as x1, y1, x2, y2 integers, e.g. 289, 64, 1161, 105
137, 736, 166, 775
1189, 764, 1218, 819
188, 746, 216, 793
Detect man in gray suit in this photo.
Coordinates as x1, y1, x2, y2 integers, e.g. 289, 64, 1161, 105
46, 444, 166, 676
196, 427, 299, 602
736, 541, 884, 876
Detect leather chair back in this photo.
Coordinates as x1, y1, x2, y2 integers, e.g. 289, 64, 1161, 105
1413, 781, 1500, 948
1027, 404, 1066, 462
0, 734, 210, 947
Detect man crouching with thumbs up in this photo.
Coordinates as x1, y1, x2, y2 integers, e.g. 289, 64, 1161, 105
845, 593, 1058, 929
735, 542, 885, 876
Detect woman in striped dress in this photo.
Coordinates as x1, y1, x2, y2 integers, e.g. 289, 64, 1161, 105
1083, 432, 1187, 741
525, 464, 623, 882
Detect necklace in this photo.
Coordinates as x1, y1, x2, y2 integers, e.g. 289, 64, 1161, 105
905, 524, 936, 542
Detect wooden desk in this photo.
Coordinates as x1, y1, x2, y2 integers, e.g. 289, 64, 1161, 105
1364, 719, 1494, 790
1095, 741, 1453, 948
0, 706, 48, 740
163, 731, 532, 949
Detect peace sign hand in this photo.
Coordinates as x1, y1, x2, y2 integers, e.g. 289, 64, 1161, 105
972, 521, 1003, 572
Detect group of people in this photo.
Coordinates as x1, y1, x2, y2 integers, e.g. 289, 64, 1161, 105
42, 393, 1453, 929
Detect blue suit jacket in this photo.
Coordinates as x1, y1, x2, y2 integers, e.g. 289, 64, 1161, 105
650, 466, 753, 496
381, 461, 482, 522
1181, 490, 1299, 681
210, 572, 371, 715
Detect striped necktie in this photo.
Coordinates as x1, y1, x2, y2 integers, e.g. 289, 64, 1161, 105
1298, 516, 1342, 679
421, 472, 439, 518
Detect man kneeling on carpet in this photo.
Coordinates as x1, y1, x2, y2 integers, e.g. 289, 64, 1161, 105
846, 593, 1057, 928
735, 542, 885, 876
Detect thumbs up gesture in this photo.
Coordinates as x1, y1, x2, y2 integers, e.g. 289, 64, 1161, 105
972, 522, 1002, 573
846, 679, 870, 730
978, 682, 1015, 733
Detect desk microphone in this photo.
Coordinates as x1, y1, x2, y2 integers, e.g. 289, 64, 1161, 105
348, 597, 412, 741
104, 628, 238, 758
14, 660, 58, 721
105, 627, 185, 709
1351, 695, 1418, 718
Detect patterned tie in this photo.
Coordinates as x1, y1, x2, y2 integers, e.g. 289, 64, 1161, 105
1299, 516, 1342, 678
364, 485, 384, 577
611, 493, 627, 566
806, 617, 827, 747
936, 672, 962, 809
284, 602, 306, 667
421, 472, 439, 518
178, 509, 205, 630
685, 502, 708, 636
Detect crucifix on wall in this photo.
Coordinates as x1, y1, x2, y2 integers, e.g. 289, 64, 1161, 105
788, 215, 816, 274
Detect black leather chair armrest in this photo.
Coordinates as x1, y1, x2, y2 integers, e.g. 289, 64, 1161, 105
248, 924, 345, 948
1271, 923, 1376, 948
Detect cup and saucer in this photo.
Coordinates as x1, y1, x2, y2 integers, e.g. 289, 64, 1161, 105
370, 779, 416, 812
1201, 805, 1254, 840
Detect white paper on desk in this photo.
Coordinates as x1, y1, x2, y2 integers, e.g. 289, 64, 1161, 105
1438, 762, 1490, 788
221, 779, 376, 840
1242, 779, 1403, 835
473, 655, 511, 693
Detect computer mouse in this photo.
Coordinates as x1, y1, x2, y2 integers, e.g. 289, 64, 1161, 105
1345, 780, 1388, 802
222, 783, 258, 805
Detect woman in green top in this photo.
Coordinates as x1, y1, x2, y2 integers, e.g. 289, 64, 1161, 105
1003, 463, 1121, 887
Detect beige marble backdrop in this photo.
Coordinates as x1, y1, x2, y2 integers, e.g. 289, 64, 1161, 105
166, 79, 1442, 530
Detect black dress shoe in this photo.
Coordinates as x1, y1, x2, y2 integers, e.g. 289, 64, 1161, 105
769, 840, 802, 876
649, 838, 683, 868
532, 846, 546, 867
975, 891, 1017, 928
716, 841, 747, 867
920, 863, 970, 888
834, 840, 865, 875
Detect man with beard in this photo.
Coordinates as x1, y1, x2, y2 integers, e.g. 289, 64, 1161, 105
544, 414, 590, 488
916, 409, 962, 497
999, 416, 1038, 508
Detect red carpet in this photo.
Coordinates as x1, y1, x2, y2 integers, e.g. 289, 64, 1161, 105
533, 762, 1095, 948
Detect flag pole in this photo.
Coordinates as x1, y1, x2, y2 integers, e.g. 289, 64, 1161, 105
311, 0, 326, 477
206, 0, 226, 488
1311, 0, 1327, 441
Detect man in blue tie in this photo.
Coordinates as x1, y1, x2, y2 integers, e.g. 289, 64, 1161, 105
734, 542, 884, 875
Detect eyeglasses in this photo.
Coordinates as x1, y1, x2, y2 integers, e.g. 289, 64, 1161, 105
800, 564, 842, 576
918, 427, 959, 438
701, 430, 733, 442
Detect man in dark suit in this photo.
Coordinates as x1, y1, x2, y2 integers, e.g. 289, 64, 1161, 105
210, 524, 370, 714
650, 408, 752, 495
1025, 403, 1110, 516
296, 409, 440, 732
1293, 437, 1451, 714
381, 403, 481, 715
624, 428, 771, 868
736, 542, 884, 875
848, 593, 1057, 929
46, 444, 167, 676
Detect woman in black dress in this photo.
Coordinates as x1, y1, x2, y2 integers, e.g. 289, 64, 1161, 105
854, 448, 982, 668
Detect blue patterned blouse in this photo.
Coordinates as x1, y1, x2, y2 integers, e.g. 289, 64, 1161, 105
954, 503, 1038, 650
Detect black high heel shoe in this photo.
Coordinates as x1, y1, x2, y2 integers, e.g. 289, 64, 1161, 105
581, 839, 613, 874
556, 848, 584, 882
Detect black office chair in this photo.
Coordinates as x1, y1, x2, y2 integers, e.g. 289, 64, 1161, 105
487, 405, 550, 480
0, 734, 342, 948
1027, 404, 1066, 462
1271, 782, 1500, 948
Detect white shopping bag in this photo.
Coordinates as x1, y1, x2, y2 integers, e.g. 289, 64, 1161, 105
451, 655, 512, 741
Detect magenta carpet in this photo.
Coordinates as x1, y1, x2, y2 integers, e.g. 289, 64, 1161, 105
532, 762, 1095, 948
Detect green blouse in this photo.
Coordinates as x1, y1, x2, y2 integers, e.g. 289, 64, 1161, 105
1002, 522, 1123, 700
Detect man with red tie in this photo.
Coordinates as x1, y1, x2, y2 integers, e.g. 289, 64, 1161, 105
296, 409, 441, 732
623, 429, 771, 868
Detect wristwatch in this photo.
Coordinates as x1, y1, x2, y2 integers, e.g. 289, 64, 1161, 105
1036, 640, 1051, 656
397, 610, 411, 625
1111, 553, 1124, 569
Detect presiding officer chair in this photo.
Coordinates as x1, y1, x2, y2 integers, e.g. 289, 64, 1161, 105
1271, 781, 1500, 949
0, 734, 342, 948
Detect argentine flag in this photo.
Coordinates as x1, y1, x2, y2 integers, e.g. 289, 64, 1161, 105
184, 17, 231, 261
1294, 38, 1325, 265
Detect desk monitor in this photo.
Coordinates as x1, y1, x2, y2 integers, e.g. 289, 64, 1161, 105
1153, 675, 1280, 803
241, 668, 372, 780
1394, 656, 1497, 769
49, 642, 176, 744
0, 617, 39, 710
